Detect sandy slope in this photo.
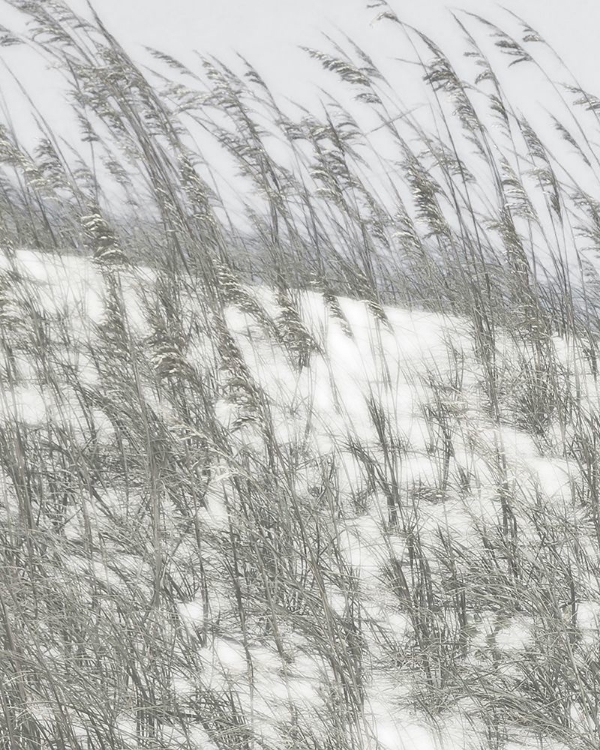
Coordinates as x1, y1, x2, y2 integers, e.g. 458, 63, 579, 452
0, 249, 594, 750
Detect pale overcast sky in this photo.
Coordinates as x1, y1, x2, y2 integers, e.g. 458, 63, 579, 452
1, 0, 598, 103
65, 0, 598, 94
65, 0, 594, 70
0, 0, 597, 175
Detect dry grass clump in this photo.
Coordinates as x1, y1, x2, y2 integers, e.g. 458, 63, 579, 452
3, 1, 600, 749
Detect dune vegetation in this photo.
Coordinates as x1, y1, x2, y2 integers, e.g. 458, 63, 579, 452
2, 1, 600, 748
